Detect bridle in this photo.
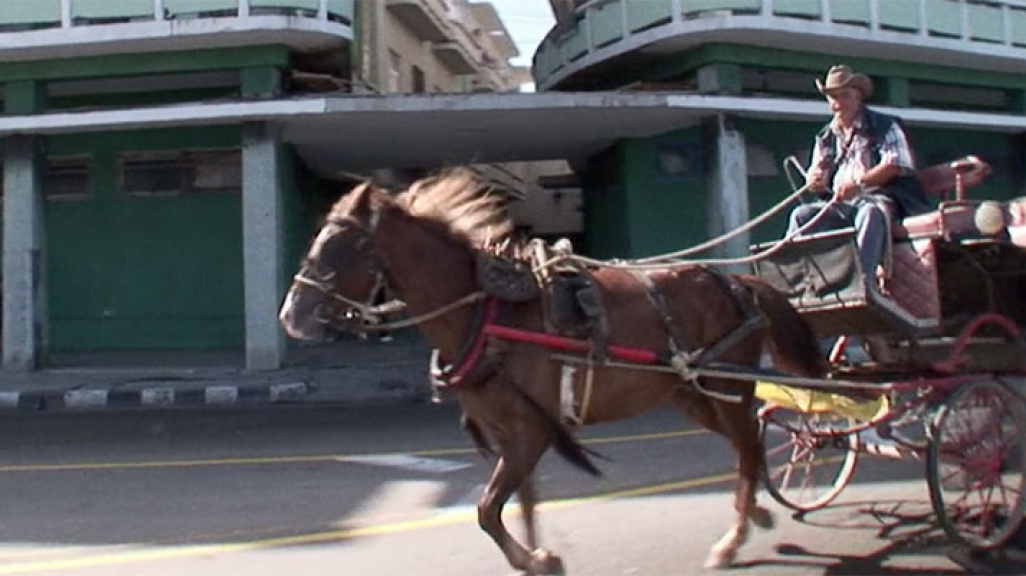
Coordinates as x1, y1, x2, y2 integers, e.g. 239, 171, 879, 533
291, 215, 403, 331
291, 214, 487, 333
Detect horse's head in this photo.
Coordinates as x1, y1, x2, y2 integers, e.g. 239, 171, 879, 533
279, 183, 391, 340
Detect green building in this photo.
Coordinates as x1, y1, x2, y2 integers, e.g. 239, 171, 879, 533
2, 0, 1026, 398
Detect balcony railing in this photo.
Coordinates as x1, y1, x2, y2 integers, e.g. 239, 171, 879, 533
0, 0, 354, 30
534, 0, 1026, 90
385, 0, 449, 42
434, 18, 482, 74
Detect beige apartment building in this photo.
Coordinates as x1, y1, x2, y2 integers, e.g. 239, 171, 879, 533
355, 0, 530, 94
350, 0, 575, 238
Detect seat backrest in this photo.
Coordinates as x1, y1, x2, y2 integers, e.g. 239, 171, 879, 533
916, 155, 991, 200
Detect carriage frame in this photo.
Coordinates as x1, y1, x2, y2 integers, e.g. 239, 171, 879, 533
749, 154, 1026, 550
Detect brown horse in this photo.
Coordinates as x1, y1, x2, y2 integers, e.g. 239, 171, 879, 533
278, 171, 827, 573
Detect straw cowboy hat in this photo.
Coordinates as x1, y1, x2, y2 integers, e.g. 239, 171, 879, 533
815, 64, 873, 98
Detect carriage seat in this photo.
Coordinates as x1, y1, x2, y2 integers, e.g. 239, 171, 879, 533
891, 156, 991, 241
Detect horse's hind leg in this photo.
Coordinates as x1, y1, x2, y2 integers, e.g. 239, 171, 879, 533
705, 395, 768, 569
479, 440, 563, 575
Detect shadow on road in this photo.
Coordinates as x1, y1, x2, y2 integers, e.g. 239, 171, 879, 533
738, 497, 1026, 574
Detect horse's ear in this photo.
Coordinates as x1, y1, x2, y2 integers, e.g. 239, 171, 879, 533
348, 181, 380, 220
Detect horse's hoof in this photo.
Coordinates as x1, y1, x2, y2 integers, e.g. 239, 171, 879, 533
749, 506, 775, 530
703, 548, 737, 570
529, 548, 565, 575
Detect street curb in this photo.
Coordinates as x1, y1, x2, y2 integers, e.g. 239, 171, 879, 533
0, 382, 310, 411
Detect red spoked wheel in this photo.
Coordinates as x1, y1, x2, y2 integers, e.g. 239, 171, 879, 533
927, 379, 1026, 549
760, 407, 859, 511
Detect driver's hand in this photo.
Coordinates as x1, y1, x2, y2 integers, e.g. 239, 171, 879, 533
833, 181, 861, 201
806, 168, 826, 190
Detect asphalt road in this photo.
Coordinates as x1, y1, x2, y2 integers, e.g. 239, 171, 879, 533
0, 402, 1022, 575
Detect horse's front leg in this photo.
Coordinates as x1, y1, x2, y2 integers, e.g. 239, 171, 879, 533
479, 449, 562, 574
705, 396, 771, 569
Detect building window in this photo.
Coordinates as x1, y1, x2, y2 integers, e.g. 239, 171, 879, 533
388, 49, 402, 92
119, 149, 242, 196
45, 156, 91, 199
412, 65, 426, 93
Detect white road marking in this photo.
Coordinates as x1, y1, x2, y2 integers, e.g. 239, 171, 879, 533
339, 454, 473, 474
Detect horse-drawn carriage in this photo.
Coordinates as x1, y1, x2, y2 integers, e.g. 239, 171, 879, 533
751, 155, 1026, 549
278, 156, 1026, 573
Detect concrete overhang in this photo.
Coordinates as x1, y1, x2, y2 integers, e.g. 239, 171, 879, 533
0, 92, 1022, 176
0, 16, 351, 63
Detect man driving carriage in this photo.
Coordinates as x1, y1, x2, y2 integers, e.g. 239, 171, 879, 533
788, 64, 932, 284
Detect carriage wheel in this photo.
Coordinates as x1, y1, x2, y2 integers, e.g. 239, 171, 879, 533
759, 408, 859, 511
927, 379, 1026, 549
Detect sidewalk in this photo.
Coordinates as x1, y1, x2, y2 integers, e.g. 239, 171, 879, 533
0, 338, 435, 412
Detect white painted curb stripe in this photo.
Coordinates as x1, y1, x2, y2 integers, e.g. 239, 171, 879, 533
64, 389, 109, 408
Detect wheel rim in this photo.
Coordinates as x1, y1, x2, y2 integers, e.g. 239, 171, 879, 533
761, 410, 858, 511
929, 380, 1026, 549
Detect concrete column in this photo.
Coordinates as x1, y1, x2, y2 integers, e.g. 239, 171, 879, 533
706, 115, 749, 274
241, 122, 285, 370
2, 135, 47, 370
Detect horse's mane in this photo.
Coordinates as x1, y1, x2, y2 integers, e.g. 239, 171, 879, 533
397, 169, 514, 248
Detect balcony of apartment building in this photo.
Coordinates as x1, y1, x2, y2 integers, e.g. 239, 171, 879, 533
533, 0, 1026, 91
0, 0, 354, 61
387, 0, 481, 75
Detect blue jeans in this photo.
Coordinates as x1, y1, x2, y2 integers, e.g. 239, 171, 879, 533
786, 196, 894, 280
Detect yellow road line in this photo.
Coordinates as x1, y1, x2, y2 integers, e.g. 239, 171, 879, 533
0, 428, 708, 474
0, 471, 736, 574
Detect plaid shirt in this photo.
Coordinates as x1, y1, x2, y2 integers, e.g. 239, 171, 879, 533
810, 109, 916, 190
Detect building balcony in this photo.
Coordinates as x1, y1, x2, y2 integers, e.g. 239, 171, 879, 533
0, 0, 353, 62
533, 0, 1026, 91
385, 0, 450, 43
433, 41, 477, 74
433, 19, 481, 75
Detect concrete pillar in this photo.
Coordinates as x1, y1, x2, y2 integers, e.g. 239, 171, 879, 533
706, 115, 749, 274
241, 122, 285, 370
2, 135, 47, 370
3, 79, 48, 371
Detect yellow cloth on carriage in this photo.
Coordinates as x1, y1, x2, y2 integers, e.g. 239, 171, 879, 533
755, 381, 889, 422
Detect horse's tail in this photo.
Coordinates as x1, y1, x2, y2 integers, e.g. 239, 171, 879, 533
739, 276, 828, 378
503, 380, 603, 477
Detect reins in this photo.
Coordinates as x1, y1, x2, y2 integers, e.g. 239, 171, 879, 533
359, 291, 488, 332
532, 183, 842, 273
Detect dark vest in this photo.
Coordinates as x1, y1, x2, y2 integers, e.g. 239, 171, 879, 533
814, 107, 931, 219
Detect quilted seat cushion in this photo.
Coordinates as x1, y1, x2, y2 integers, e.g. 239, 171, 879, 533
884, 240, 939, 321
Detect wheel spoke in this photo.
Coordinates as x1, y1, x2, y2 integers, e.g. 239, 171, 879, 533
761, 411, 858, 512
928, 379, 1026, 549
